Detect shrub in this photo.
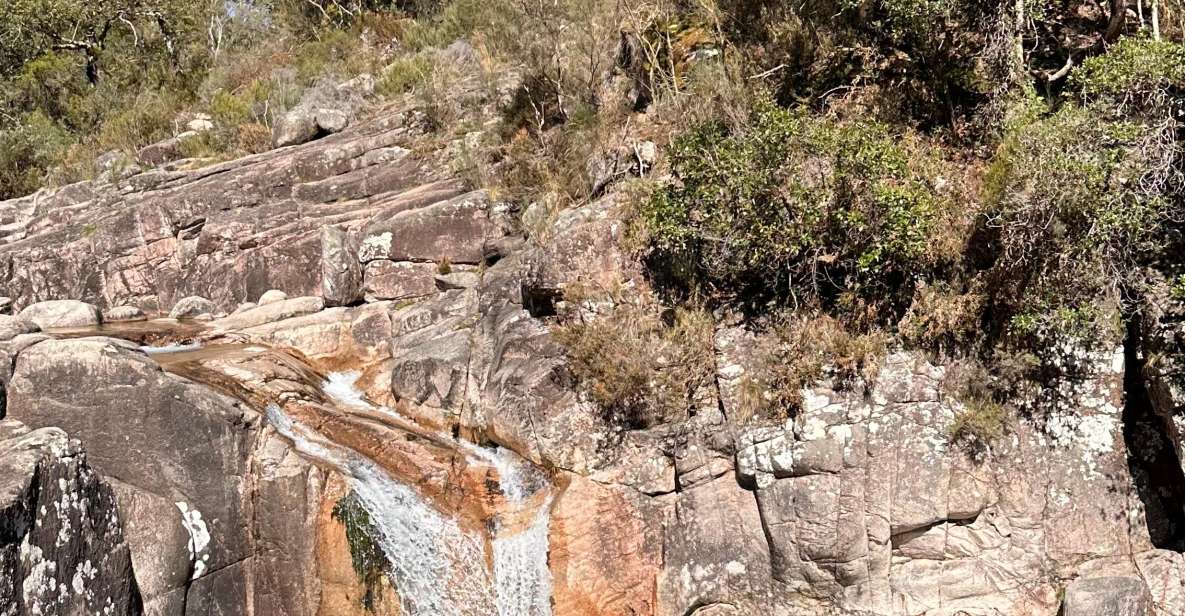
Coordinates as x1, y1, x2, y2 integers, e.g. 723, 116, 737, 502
0, 111, 73, 199
642, 99, 956, 320
899, 283, 985, 354
984, 93, 1180, 352
551, 287, 715, 429
1073, 36, 1185, 111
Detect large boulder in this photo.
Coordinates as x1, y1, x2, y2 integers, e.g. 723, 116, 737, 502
18, 299, 101, 329
104, 305, 147, 322
169, 295, 217, 320
0, 419, 140, 616
7, 338, 260, 614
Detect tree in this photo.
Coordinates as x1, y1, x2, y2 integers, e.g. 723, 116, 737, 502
0, 0, 208, 84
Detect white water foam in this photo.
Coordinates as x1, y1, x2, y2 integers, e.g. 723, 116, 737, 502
140, 341, 202, 354
306, 373, 555, 616
492, 497, 554, 616
268, 403, 501, 615
323, 371, 372, 410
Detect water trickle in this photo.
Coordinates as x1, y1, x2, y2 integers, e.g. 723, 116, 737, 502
268, 403, 500, 615
323, 370, 372, 410
292, 372, 556, 616
492, 497, 553, 616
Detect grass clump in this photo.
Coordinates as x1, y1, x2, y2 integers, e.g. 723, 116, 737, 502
331, 491, 390, 612
946, 361, 1009, 457
738, 314, 886, 422
551, 285, 716, 429
948, 397, 1007, 455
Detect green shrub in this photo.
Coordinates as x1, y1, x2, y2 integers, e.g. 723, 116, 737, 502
984, 93, 1179, 352
1073, 36, 1185, 109
0, 111, 73, 199
642, 99, 954, 319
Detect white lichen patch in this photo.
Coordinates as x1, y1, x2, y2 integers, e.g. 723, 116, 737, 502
175, 502, 211, 580
71, 560, 96, 594
1045, 411, 1118, 476
21, 540, 58, 614
358, 231, 393, 261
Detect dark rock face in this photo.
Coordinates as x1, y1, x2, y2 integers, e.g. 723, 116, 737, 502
0, 419, 141, 616
1063, 577, 1152, 616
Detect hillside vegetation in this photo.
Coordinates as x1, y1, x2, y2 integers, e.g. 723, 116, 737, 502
4, 0, 1185, 446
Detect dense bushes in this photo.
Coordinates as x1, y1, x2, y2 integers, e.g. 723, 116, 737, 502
643, 100, 958, 321
984, 90, 1181, 351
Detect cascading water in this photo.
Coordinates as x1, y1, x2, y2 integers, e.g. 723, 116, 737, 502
309, 370, 555, 616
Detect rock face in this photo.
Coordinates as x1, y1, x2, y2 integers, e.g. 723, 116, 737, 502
4, 95, 1185, 616
1063, 577, 1152, 616
2, 337, 332, 616
0, 108, 472, 316
0, 419, 140, 616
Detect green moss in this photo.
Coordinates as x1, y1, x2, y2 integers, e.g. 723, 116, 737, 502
331, 492, 389, 611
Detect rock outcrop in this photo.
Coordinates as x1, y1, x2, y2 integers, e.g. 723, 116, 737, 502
0, 419, 140, 616
3, 95, 1184, 616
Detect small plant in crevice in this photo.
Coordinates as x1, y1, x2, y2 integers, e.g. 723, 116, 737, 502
331, 491, 390, 612
945, 361, 1010, 458
948, 396, 1007, 457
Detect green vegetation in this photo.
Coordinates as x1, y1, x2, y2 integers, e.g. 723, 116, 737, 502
643, 100, 956, 320
5, 0, 1185, 438
331, 491, 389, 611
949, 397, 1007, 453
738, 314, 886, 421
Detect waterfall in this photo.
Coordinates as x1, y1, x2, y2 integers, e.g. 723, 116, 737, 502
260, 371, 556, 616
492, 496, 554, 616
